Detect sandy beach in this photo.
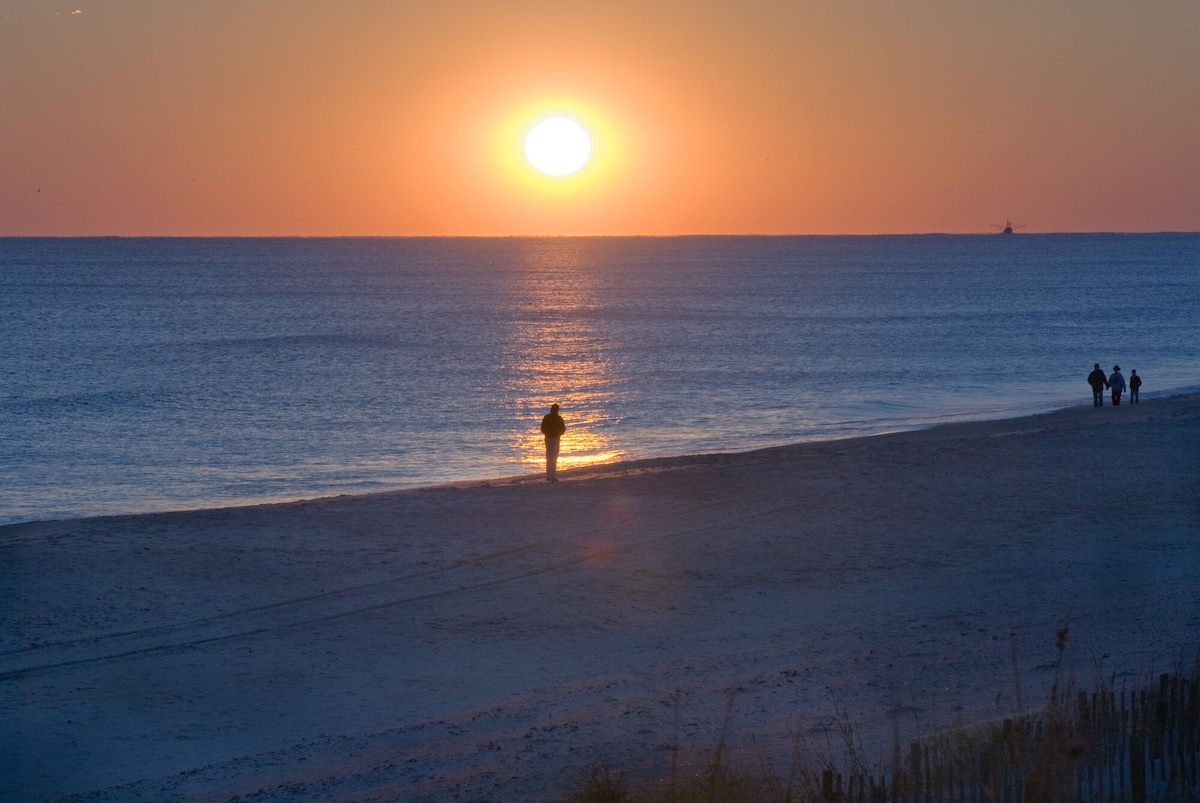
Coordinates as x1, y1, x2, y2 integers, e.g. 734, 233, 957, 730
3, 395, 1199, 802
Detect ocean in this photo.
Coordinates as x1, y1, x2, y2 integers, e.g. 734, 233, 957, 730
2, 234, 1197, 526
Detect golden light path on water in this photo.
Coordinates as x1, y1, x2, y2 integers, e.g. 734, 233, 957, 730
514, 428, 623, 473
500, 240, 625, 474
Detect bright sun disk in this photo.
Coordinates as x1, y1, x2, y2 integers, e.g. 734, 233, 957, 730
525, 117, 591, 176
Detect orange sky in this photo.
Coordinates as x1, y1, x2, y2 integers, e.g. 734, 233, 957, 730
3, 1, 1198, 236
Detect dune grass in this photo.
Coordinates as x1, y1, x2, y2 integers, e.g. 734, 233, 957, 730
568, 638, 1200, 803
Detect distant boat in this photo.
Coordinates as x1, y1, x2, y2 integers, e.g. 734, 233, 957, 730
993, 219, 1025, 234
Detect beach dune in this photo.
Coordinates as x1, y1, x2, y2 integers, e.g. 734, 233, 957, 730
3, 396, 1199, 801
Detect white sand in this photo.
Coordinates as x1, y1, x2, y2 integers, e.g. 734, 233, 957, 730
3, 395, 1199, 802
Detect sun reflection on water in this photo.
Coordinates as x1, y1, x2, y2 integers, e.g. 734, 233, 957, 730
498, 240, 627, 474
514, 427, 624, 472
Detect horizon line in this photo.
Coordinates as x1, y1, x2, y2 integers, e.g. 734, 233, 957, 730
3, 230, 1199, 240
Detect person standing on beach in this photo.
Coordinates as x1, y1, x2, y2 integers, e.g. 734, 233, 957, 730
540, 403, 566, 482
1108, 365, 1126, 406
1129, 369, 1141, 404
1088, 363, 1108, 407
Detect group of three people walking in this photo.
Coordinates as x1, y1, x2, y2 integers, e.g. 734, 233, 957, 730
1088, 363, 1141, 407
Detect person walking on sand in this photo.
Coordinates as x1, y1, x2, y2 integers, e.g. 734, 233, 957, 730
1087, 363, 1108, 407
1108, 365, 1126, 406
540, 403, 566, 482
1129, 369, 1141, 404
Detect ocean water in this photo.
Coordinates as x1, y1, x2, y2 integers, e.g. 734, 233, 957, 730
2, 235, 1198, 525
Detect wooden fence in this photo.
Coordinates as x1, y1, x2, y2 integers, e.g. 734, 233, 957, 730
816, 670, 1200, 803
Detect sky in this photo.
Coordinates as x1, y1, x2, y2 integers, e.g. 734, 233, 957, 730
2, 1, 1198, 236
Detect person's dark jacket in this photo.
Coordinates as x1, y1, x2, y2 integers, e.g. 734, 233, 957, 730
540, 413, 566, 439
1087, 368, 1108, 390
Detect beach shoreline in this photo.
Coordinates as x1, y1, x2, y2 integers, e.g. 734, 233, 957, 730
3, 394, 1199, 801
7, 387, 1198, 532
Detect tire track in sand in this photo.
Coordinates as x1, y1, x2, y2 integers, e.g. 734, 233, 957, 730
1, 494, 798, 680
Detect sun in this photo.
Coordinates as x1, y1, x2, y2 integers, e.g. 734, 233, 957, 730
525, 117, 591, 176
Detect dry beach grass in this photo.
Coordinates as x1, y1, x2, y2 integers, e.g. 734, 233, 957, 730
569, 644, 1200, 801
2, 394, 1198, 801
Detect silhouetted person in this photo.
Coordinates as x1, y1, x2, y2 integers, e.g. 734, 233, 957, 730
1129, 369, 1141, 404
540, 403, 566, 482
1108, 365, 1126, 406
1087, 363, 1108, 407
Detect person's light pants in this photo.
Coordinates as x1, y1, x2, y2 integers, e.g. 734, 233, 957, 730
545, 438, 561, 480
